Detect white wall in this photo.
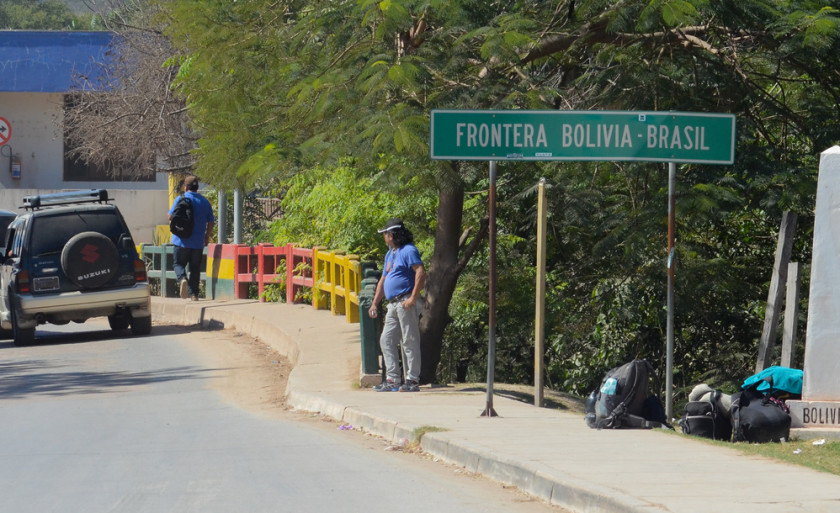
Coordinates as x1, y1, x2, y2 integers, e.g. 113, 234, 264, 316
0, 188, 169, 244
0, 91, 171, 243
0, 92, 64, 189
0, 92, 169, 191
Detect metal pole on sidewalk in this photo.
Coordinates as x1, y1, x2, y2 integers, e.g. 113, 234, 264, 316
482, 160, 499, 417
233, 188, 243, 244
534, 178, 547, 408
666, 162, 676, 419
217, 190, 228, 243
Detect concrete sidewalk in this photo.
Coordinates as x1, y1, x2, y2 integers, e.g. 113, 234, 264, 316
152, 297, 840, 513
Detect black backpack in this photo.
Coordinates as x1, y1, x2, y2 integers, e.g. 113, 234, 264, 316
585, 359, 671, 430
169, 195, 194, 238
679, 390, 732, 441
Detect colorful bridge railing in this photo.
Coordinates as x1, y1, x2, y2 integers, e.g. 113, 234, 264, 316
140, 244, 208, 298
142, 243, 368, 324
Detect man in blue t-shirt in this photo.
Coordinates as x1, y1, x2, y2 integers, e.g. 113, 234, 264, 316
368, 218, 426, 392
168, 175, 215, 301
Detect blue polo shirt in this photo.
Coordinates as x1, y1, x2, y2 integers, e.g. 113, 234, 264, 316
383, 244, 423, 300
169, 191, 214, 249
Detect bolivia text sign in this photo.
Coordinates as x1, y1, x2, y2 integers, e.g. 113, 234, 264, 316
430, 110, 735, 164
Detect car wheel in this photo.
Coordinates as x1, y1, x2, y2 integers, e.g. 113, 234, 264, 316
108, 313, 131, 331
130, 314, 152, 336
11, 303, 35, 346
61, 231, 120, 289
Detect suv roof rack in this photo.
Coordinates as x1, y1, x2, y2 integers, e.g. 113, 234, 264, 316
22, 189, 111, 210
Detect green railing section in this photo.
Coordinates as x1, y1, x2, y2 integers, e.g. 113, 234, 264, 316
140, 244, 208, 298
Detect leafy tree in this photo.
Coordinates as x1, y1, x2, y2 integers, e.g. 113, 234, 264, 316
1, 0, 97, 30
158, 0, 837, 396
162, 0, 501, 383
486, 0, 832, 393
63, 0, 196, 178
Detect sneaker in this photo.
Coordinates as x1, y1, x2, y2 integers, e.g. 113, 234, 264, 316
399, 380, 420, 392
373, 380, 401, 392
179, 279, 189, 299
191, 295, 199, 301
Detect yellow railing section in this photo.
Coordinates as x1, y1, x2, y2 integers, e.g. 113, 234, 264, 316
311, 246, 362, 323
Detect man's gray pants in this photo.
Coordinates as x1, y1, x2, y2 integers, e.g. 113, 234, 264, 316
380, 299, 423, 383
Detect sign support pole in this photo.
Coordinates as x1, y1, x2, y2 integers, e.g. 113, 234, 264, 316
666, 162, 676, 419
482, 160, 499, 417
534, 178, 547, 407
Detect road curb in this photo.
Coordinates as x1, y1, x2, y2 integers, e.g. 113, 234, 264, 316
147, 298, 693, 513
418, 431, 653, 513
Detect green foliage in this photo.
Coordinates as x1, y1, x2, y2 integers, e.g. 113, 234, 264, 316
0, 0, 100, 30
442, 224, 537, 385
291, 261, 314, 304
638, 0, 704, 29
267, 158, 436, 261
260, 259, 286, 303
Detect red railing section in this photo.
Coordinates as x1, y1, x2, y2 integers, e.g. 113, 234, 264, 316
229, 243, 361, 323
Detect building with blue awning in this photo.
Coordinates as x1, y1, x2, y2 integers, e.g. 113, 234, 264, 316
0, 30, 168, 241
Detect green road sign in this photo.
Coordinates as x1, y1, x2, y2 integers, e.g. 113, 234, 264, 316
430, 110, 735, 164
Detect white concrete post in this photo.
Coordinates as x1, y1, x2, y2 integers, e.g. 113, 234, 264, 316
788, 146, 840, 431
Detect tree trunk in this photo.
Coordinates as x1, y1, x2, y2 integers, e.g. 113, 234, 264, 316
419, 183, 464, 383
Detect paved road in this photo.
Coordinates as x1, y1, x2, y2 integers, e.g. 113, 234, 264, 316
0, 321, 562, 513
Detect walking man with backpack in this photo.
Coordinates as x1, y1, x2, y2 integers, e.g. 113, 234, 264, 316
368, 218, 426, 392
169, 175, 215, 301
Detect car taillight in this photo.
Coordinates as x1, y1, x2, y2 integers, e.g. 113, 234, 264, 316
16, 270, 30, 293
134, 259, 147, 282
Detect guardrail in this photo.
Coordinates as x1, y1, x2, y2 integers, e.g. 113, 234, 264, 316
231, 243, 314, 305
312, 246, 362, 323
140, 244, 208, 298
141, 242, 367, 324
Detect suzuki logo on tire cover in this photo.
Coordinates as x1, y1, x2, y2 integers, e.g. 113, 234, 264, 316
80, 243, 101, 263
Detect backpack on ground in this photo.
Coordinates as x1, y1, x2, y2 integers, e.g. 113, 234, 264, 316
679, 390, 732, 441
584, 359, 671, 430
730, 377, 791, 443
169, 195, 194, 238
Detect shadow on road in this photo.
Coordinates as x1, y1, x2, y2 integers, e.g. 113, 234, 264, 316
0, 361, 214, 400
0, 324, 223, 400
0, 322, 216, 349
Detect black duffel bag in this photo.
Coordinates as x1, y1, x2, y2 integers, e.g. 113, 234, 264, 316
731, 378, 791, 443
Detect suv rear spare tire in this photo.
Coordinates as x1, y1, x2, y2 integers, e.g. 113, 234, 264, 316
61, 231, 120, 289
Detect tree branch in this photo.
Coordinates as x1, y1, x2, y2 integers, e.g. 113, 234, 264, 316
455, 216, 489, 275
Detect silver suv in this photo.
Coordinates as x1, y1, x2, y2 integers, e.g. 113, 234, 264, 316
0, 190, 151, 346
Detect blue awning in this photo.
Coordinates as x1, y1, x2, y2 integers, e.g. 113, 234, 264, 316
0, 30, 115, 93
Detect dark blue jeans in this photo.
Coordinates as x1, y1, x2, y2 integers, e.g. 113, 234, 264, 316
174, 246, 204, 297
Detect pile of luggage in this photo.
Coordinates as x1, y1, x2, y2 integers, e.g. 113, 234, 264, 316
584, 359, 801, 443
679, 366, 801, 443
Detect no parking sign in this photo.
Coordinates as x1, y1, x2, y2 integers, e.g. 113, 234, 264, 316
0, 117, 11, 146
